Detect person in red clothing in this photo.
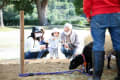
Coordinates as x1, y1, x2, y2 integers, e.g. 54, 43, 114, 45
83, 0, 120, 80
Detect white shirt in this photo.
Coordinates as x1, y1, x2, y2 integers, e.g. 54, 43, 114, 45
24, 37, 41, 52
48, 36, 60, 48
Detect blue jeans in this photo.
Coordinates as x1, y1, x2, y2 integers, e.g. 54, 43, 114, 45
24, 49, 49, 59
90, 13, 120, 52
61, 45, 76, 58
37, 49, 49, 58
24, 51, 39, 59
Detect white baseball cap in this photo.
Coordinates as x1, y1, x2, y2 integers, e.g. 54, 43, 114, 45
52, 28, 59, 33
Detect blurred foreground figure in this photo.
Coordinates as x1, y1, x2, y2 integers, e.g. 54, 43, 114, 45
83, 0, 120, 80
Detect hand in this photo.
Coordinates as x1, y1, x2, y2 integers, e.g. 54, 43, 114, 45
53, 38, 56, 40
74, 53, 79, 57
61, 41, 64, 44
64, 44, 69, 48
40, 45, 46, 50
45, 40, 48, 43
42, 45, 46, 49
87, 17, 91, 23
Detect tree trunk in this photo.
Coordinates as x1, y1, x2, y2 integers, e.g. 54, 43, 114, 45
35, 0, 48, 26
0, 9, 4, 28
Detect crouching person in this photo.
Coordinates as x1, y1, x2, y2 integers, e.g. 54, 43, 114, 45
24, 27, 49, 59
61, 23, 80, 59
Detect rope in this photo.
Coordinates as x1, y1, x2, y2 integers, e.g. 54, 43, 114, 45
81, 54, 87, 67
19, 69, 92, 77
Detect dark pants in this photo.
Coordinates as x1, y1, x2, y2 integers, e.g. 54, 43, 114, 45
61, 45, 76, 58
24, 49, 49, 59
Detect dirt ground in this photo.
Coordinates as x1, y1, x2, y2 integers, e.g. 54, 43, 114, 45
0, 59, 118, 80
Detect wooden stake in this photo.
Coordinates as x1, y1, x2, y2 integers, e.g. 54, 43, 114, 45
20, 11, 24, 74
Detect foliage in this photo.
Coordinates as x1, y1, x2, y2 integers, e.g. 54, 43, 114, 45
3, 4, 39, 26
12, 0, 34, 14
47, 0, 76, 24
2, 0, 87, 27
71, 17, 89, 27
3, 5, 19, 26
73, 0, 83, 15
0, 0, 34, 13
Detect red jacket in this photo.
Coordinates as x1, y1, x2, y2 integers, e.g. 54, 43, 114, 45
83, 0, 120, 18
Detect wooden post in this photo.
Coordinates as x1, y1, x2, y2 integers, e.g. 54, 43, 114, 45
20, 11, 24, 74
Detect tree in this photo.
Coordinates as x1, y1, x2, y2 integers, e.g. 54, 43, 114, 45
12, 0, 48, 26
73, 0, 83, 15
0, 0, 48, 26
0, 9, 4, 27
0, 0, 8, 27
35, 0, 48, 26
12, 0, 34, 14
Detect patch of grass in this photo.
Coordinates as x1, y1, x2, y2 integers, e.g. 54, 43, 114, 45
0, 25, 90, 32
0, 25, 33, 32
0, 26, 18, 32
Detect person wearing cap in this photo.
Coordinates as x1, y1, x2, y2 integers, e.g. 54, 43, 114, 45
61, 23, 80, 59
24, 27, 49, 59
83, 0, 120, 80
48, 28, 60, 59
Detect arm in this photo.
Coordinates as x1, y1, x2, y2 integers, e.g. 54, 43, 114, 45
68, 32, 80, 49
60, 32, 70, 48
60, 32, 65, 44
72, 33, 80, 47
83, 0, 92, 19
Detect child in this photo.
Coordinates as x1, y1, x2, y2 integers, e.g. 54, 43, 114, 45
48, 28, 60, 59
